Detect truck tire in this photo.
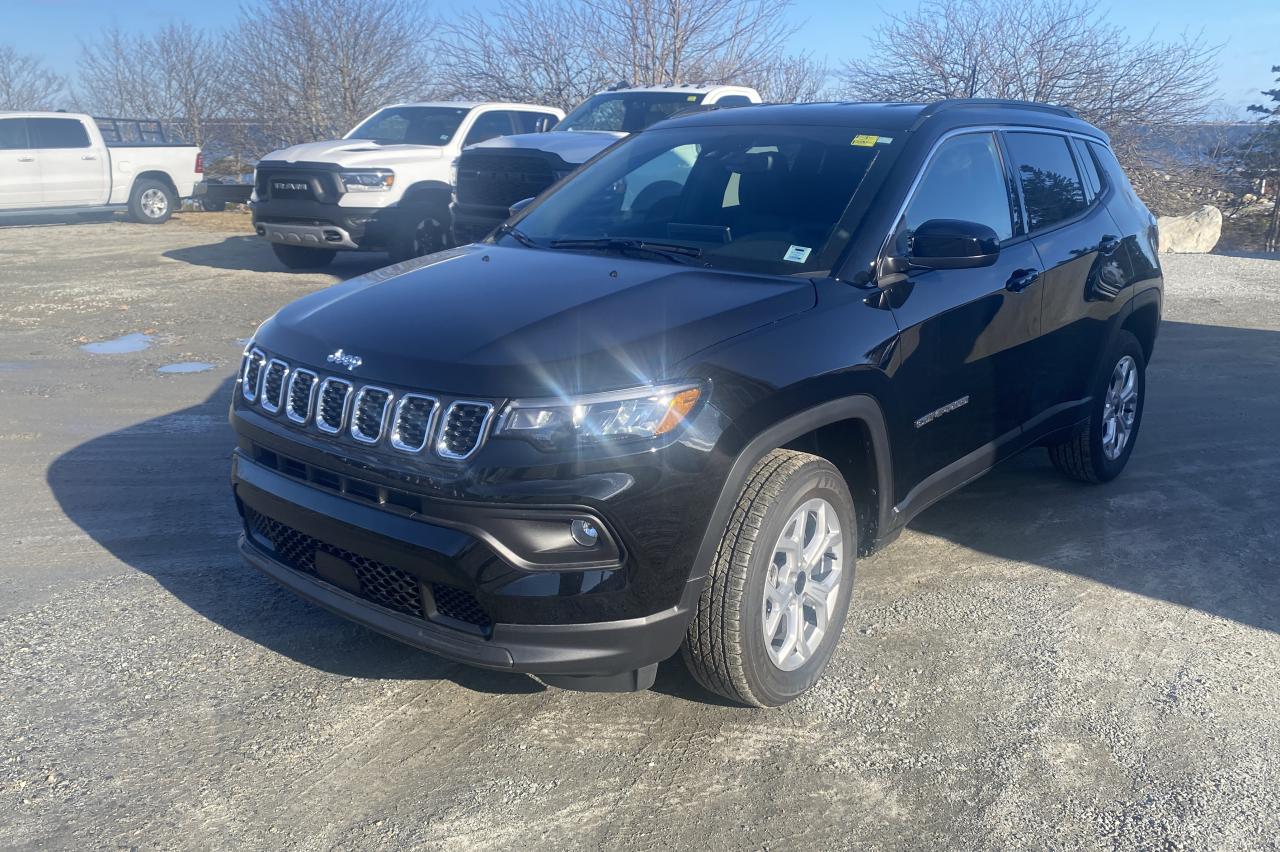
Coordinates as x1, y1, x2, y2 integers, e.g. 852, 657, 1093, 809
682, 449, 856, 707
128, 178, 177, 224
200, 198, 227, 212
271, 243, 336, 269
389, 203, 451, 263
1047, 330, 1146, 483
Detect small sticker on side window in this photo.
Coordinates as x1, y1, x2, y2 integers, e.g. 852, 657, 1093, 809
783, 245, 812, 263
687, 95, 697, 101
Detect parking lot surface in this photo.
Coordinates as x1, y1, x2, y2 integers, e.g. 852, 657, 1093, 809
1, 213, 1278, 850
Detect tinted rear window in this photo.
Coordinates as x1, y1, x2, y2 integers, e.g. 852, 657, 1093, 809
1004, 132, 1087, 231
30, 117, 91, 149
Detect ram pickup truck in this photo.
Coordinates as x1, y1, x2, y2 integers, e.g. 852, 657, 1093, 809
230, 99, 1161, 706
250, 101, 564, 269
0, 112, 201, 223
452, 84, 760, 242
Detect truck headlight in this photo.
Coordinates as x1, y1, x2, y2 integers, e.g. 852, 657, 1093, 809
495, 383, 702, 447
339, 170, 394, 192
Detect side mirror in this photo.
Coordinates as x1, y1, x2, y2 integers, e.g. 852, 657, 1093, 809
908, 218, 1001, 269
508, 197, 536, 217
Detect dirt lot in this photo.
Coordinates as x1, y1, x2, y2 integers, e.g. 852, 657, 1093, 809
1, 211, 1279, 850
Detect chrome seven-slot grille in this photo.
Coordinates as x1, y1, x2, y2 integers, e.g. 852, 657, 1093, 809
240, 348, 495, 460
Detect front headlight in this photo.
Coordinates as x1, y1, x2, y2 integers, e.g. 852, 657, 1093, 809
495, 383, 703, 447
339, 170, 395, 192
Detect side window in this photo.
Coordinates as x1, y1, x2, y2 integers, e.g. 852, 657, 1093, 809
1070, 137, 1104, 200
29, 117, 91, 149
463, 111, 515, 146
1003, 132, 1088, 232
0, 118, 29, 150
514, 112, 559, 133
895, 132, 1014, 251
713, 95, 753, 108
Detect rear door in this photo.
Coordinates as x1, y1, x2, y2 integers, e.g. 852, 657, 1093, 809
0, 118, 42, 208
1002, 131, 1121, 427
29, 117, 107, 206
887, 131, 1044, 493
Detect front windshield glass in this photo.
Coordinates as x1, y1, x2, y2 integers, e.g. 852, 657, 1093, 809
511, 124, 884, 275
346, 106, 470, 145
557, 93, 704, 133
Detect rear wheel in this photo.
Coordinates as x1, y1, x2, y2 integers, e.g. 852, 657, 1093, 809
1048, 330, 1146, 483
682, 449, 856, 707
128, 178, 176, 224
271, 243, 336, 269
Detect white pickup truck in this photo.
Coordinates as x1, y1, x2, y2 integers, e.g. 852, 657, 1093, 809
250, 101, 564, 268
0, 112, 202, 223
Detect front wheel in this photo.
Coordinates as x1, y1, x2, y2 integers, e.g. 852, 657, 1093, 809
128, 178, 176, 224
271, 243, 336, 269
388, 205, 451, 263
682, 449, 856, 707
1048, 330, 1146, 483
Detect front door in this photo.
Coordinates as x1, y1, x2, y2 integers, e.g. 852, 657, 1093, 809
885, 131, 1044, 500
29, 117, 107, 207
0, 118, 42, 208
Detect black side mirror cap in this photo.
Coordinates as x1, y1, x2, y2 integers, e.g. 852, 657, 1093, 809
908, 218, 1001, 270
508, 197, 536, 217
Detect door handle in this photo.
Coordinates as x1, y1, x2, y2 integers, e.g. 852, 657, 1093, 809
82, 154, 97, 161
1098, 236, 1120, 255
1005, 268, 1041, 293
17, 156, 35, 162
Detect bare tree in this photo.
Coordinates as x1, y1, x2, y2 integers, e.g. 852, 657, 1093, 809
0, 45, 67, 110
228, 0, 437, 148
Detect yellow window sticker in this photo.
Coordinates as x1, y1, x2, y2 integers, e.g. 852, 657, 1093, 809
851, 134, 878, 147
687, 95, 697, 101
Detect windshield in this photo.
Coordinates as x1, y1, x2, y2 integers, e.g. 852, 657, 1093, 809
510, 124, 885, 276
346, 106, 470, 146
557, 93, 705, 133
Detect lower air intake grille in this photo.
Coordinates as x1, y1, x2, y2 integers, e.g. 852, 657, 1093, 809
244, 507, 492, 632
438, 401, 493, 460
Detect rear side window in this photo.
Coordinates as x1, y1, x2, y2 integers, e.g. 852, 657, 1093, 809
464, 111, 515, 146
29, 117, 91, 149
895, 132, 1015, 250
514, 112, 559, 133
0, 118, 29, 150
1071, 137, 1104, 199
1004, 132, 1087, 231
713, 95, 754, 108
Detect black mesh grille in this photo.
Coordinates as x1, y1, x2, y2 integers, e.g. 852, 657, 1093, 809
440, 403, 491, 458
244, 507, 491, 631
352, 388, 391, 442
261, 361, 287, 411
287, 370, 317, 422
317, 379, 351, 431
391, 395, 436, 452
242, 351, 265, 400
456, 153, 556, 208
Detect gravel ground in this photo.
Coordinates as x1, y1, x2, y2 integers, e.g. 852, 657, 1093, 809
1, 212, 1279, 850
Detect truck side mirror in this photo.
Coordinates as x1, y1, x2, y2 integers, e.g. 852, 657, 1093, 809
508, 197, 536, 217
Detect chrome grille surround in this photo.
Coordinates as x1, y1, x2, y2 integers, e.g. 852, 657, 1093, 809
316, 377, 353, 434
390, 393, 439, 453
260, 359, 289, 414
436, 401, 495, 461
350, 386, 393, 445
286, 369, 319, 424
241, 348, 266, 403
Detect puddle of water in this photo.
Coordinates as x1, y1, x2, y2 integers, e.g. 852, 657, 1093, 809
0, 362, 30, 371
157, 362, 215, 374
81, 332, 153, 354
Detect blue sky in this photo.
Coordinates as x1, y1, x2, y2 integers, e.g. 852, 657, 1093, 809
9, 0, 1278, 116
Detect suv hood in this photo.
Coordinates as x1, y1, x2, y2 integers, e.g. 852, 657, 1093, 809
470, 131, 627, 166
260, 138, 445, 169
256, 244, 815, 398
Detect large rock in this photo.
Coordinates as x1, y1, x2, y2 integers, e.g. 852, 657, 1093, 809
1157, 205, 1222, 254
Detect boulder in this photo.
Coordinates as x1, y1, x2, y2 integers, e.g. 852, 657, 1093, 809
1157, 205, 1222, 254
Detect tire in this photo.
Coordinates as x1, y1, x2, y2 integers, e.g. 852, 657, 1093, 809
682, 449, 857, 707
1047, 330, 1146, 483
200, 198, 227, 212
388, 205, 451, 263
128, 178, 176, 224
271, 243, 336, 269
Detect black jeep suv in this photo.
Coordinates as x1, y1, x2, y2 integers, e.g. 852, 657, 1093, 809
230, 100, 1161, 706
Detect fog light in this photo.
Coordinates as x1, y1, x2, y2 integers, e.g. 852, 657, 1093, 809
570, 519, 600, 548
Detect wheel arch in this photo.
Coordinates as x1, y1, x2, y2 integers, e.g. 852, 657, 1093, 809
1122, 287, 1162, 364
132, 170, 179, 199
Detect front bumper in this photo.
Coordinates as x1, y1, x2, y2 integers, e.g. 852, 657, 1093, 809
231, 451, 698, 679
250, 198, 410, 251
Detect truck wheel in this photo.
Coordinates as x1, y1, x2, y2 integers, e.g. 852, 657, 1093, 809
271, 243, 336, 269
128, 178, 176, 224
1047, 330, 1146, 483
389, 207, 450, 263
682, 449, 856, 707
200, 198, 227, 212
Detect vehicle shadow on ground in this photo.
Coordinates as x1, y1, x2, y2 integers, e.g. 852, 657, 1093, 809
0, 211, 120, 229
163, 235, 389, 278
44, 321, 1279, 706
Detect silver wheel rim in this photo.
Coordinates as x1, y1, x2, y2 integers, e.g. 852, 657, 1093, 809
1102, 355, 1139, 460
140, 188, 168, 219
762, 497, 843, 672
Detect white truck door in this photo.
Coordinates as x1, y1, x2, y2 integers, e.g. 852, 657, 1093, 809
0, 117, 43, 208
29, 117, 108, 207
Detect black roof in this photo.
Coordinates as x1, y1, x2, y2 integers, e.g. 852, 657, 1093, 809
663, 98, 1106, 141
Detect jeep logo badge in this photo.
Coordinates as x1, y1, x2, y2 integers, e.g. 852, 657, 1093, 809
326, 349, 363, 371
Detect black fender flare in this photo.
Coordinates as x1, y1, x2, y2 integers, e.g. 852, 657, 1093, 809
687, 395, 894, 585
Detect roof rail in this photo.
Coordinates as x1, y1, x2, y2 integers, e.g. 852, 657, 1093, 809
910, 98, 1080, 130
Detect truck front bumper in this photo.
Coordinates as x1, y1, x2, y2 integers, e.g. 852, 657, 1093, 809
255, 220, 360, 249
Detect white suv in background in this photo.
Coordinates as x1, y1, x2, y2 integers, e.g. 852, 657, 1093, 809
250, 102, 564, 268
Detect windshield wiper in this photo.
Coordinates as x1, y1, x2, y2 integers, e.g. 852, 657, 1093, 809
494, 222, 541, 249
549, 237, 704, 265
